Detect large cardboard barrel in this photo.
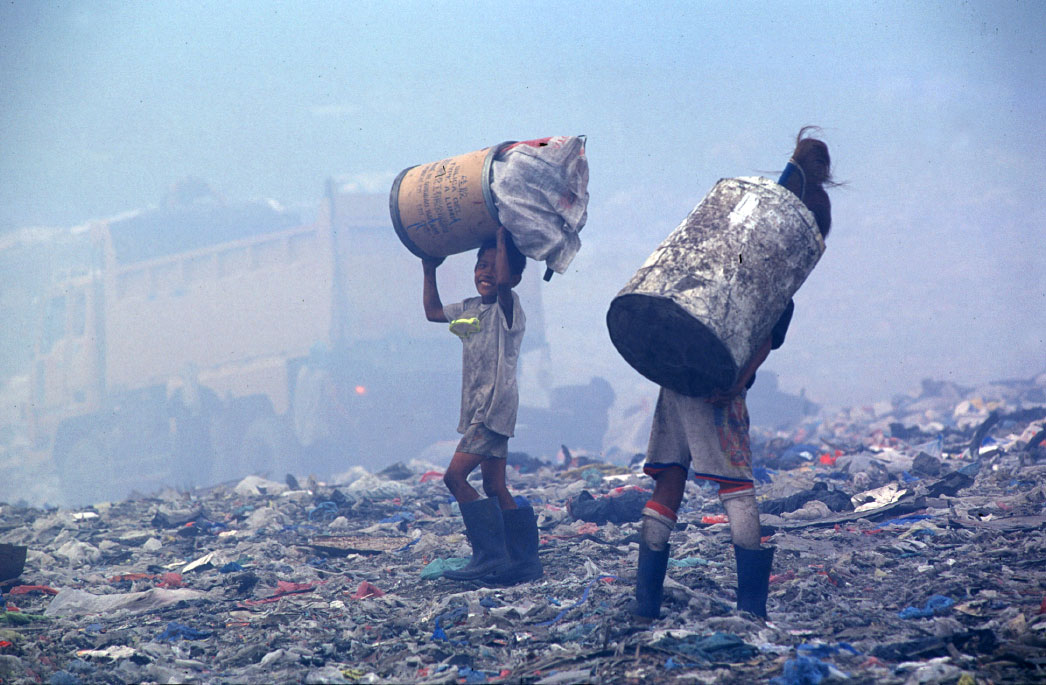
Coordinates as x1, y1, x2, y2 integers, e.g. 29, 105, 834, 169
389, 142, 513, 260
606, 176, 825, 397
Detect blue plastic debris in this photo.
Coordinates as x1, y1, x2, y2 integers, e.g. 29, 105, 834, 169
881, 514, 933, 527
457, 666, 489, 683
158, 621, 213, 642
770, 655, 831, 685
431, 606, 468, 645
797, 642, 860, 658
535, 575, 618, 627
898, 594, 954, 619
307, 501, 338, 521
668, 556, 710, 568
379, 511, 414, 524
48, 671, 82, 685
752, 466, 775, 483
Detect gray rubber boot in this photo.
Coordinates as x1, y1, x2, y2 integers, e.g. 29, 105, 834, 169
630, 540, 670, 621
482, 505, 543, 585
443, 497, 510, 581
734, 545, 775, 618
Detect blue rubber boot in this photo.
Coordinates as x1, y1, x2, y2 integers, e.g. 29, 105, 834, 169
443, 497, 510, 581
482, 505, 543, 585
630, 540, 670, 621
734, 545, 775, 618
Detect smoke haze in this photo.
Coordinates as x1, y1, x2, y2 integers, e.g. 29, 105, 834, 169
1, 0, 1043, 450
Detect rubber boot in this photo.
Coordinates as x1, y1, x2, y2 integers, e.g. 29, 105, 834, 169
443, 497, 510, 581
630, 540, 670, 621
734, 545, 775, 618
482, 506, 543, 585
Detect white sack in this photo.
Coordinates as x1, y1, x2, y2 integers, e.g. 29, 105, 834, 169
490, 136, 589, 275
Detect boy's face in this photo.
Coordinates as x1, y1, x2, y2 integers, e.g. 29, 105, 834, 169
474, 247, 498, 302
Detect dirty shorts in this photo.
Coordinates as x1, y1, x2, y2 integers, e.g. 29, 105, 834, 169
456, 423, 509, 459
643, 387, 754, 497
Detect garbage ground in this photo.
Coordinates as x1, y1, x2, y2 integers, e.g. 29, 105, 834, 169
1, 373, 1045, 684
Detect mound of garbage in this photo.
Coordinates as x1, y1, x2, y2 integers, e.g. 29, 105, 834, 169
1, 373, 1044, 683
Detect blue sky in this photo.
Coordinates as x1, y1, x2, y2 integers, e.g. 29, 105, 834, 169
2, 0, 1044, 409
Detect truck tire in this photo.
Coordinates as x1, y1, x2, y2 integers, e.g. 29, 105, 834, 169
237, 416, 296, 480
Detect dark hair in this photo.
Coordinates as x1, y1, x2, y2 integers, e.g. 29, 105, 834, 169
478, 232, 527, 276
780, 126, 835, 238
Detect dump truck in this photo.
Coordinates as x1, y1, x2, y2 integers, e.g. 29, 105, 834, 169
28, 180, 539, 504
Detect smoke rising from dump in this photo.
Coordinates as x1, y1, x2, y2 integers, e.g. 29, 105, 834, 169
1, 2, 1044, 505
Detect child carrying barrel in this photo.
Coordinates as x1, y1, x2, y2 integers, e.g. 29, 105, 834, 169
421, 226, 543, 585
630, 128, 835, 621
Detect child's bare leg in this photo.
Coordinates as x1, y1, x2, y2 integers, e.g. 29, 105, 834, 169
443, 451, 486, 504
642, 466, 686, 550
722, 492, 761, 549
650, 465, 686, 511
480, 457, 516, 510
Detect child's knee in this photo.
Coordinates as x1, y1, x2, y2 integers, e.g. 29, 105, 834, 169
481, 478, 506, 499
443, 469, 465, 491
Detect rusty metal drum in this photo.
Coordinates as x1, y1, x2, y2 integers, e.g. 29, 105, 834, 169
606, 176, 826, 397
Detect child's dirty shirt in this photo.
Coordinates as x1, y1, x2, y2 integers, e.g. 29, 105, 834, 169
443, 292, 525, 438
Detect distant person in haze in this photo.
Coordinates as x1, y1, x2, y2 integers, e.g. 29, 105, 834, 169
632, 127, 835, 622
421, 226, 542, 585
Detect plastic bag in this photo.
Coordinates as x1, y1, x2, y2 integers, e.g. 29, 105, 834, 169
490, 136, 589, 276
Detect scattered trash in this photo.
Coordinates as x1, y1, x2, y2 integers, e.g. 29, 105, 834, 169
566, 487, 648, 524
0, 371, 1043, 681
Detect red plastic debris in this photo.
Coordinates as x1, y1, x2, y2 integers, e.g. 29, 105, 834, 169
242, 580, 319, 606
419, 470, 444, 483
817, 571, 839, 586
575, 522, 600, 536
109, 573, 155, 583
275, 580, 316, 595
351, 581, 385, 600
701, 514, 729, 524
158, 573, 184, 588
0, 640, 13, 650
608, 485, 650, 496
7, 585, 59, 596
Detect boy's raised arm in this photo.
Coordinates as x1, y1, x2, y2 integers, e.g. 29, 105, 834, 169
423, 258, 448, 322
495, 227, 515, 328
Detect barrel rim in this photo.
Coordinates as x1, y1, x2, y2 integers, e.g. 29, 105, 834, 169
606, 291, 738, 397
388, 164, 434, 260
389, 141, 517, 261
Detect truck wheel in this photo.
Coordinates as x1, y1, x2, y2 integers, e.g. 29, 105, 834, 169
237, 416, 296, 480
60, 436, 113, 505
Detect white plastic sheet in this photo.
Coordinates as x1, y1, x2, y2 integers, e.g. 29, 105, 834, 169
490, 136, 589, 276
